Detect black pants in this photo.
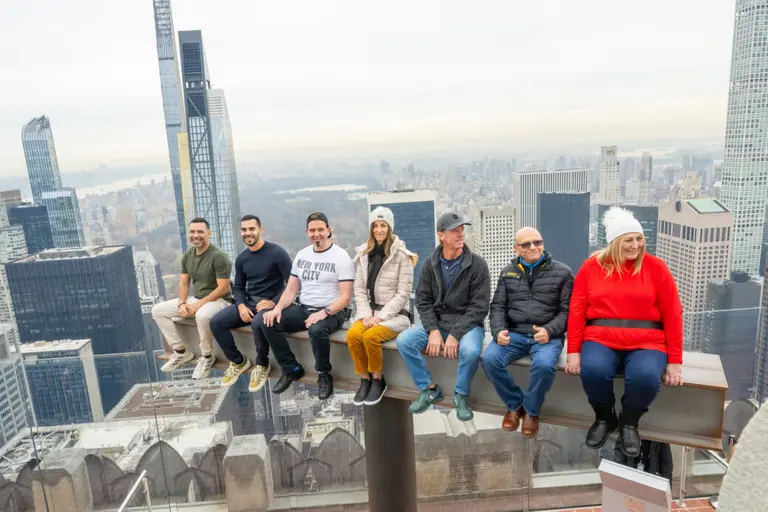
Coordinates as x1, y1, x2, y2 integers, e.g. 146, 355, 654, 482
210, 305, 271, 367
261, 304, 344, 374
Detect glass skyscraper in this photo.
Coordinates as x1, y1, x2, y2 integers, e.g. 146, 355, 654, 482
179, 30, 242, 261
538, 192, 590, 273
153, 0, 192, 251
20, 339, 104, 427
720, 0, 768, 276
21, 116, 62, 204
8, 203, 55, 255
367, 190, 437, 290
6, 246, 146, 413
40, 188, 86, 248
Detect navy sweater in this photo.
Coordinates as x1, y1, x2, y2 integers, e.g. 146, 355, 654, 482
233, 241, 292, 307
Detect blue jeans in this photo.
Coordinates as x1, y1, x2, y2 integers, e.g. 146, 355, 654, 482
580, 340, 667, 411
482, 332, 563, 417
396, 325, 484, 396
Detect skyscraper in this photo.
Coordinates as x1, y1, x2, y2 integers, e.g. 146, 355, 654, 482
598, 146, 620, 205
6, 246, 146, 413
469, 205, 516, 332
0, 220, 27, 346
153, 0, 192, 251
469, 205, 516, 284
755, 257, 768, 402
367, 190, 437, 291
8, 203, 55, 255
207, 88, 242, 259
703, 272, 760, 400
21, 116, 62, 204
657, 198, 733, 350
178, 30, 242, 261
512, 168, 589, 231
21, 339, 104, 427
597, 204, 659, 256
538, 193, 590, 273
0, 325, 29, 446
134, 247, 166, 299
40, 188, 85, 248
719, 0, 768, 276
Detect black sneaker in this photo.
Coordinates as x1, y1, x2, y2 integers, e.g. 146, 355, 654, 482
272, 366, 305, 394
353, 377, 372, 406
364, 376, 387, 406
317, 372, 334, 400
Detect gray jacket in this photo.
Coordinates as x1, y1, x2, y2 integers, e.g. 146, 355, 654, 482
416, 244, 491, 340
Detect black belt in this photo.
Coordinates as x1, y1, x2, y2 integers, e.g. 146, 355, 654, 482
586, 318, 664, 330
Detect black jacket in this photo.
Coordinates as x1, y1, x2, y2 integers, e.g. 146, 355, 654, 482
416, 245, 491, 341
613, 440, 673, 482
489, 252, 573, 340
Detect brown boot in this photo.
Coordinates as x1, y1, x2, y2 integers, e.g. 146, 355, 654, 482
502, 407, 524, 431
521, 412, 539, 438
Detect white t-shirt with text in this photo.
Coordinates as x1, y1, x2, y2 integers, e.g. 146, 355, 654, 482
291, 244, 355, 308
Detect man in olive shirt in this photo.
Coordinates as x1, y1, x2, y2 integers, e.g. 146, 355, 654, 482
152, 217, 233, 379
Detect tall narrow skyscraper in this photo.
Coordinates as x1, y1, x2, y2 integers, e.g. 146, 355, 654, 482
21, 116, 63, 204
178, 30, 242, 261
598, 146, 620, 205
719, 0, 768, 276
152, 0, 192, 251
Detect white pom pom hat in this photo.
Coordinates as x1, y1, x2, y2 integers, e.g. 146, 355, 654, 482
603, 206, 644, 244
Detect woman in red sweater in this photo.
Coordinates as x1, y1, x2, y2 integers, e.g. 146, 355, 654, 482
566, 206, 683, 458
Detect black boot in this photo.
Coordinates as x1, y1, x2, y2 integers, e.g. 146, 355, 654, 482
618, 406, 645, 457
585, 402, 618, 449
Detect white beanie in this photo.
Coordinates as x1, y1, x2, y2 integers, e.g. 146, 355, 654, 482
369, 206, 394, 231
603, 206, 643, 244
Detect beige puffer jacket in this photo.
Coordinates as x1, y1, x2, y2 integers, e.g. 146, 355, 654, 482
352, 236, 417, 333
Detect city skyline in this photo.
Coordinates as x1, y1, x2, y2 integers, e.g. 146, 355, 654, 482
0, 0, 735, 172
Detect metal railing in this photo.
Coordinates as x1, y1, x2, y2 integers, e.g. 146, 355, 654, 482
706, 435, 736, 510
117, 469, 152, 512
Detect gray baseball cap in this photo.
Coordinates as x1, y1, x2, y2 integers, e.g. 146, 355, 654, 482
436, 212, 471, 232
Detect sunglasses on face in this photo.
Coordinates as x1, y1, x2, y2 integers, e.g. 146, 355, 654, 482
516, 240, 543, 249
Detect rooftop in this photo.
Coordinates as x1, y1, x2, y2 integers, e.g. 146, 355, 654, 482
687, 198, 730, 215
12, 245, 124, 263
20, 339, 91, 354
106, 379, 227, 421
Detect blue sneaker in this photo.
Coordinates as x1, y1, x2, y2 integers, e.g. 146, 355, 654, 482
454, 393, 474, 421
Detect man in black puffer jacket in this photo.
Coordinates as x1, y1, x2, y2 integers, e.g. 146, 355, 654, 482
482, 227, 573, 437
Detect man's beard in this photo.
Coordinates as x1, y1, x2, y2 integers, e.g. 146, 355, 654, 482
244, 234, 260, 247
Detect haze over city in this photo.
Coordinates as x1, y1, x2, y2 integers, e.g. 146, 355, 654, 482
1, 0, 735, 174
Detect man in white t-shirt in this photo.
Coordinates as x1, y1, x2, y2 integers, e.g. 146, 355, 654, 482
262, 212, 355, 399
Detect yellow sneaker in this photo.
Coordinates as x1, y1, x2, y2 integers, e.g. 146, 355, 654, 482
248, 364, 271, 392
221, 358, 252, 387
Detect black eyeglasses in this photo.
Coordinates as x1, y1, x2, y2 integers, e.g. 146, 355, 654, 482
516, 240, 543, 249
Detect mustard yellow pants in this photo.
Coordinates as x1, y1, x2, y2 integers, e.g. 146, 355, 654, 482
346, 320, 397, 375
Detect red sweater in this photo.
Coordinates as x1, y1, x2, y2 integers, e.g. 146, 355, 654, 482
566, 253, 683, 364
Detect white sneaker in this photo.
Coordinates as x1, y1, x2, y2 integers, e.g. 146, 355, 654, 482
192, 354, 216, 379
160, 350, 194, 372
248, 364, 271, 393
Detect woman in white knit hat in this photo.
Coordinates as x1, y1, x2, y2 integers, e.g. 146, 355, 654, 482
565, 206, 684, 458
346, 206, 417, 406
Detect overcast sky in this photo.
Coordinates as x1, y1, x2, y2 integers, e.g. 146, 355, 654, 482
0, 0, 735, 175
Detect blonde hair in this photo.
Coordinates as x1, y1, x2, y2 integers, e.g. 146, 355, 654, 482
363, 223, 395, 258
594, 234, 645, 278
363, 223, 419, 267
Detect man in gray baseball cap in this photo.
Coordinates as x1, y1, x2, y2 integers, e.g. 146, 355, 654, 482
396, 211, 491, 421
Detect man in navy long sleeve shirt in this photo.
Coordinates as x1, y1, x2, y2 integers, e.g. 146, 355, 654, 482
210, 215, 292, 391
